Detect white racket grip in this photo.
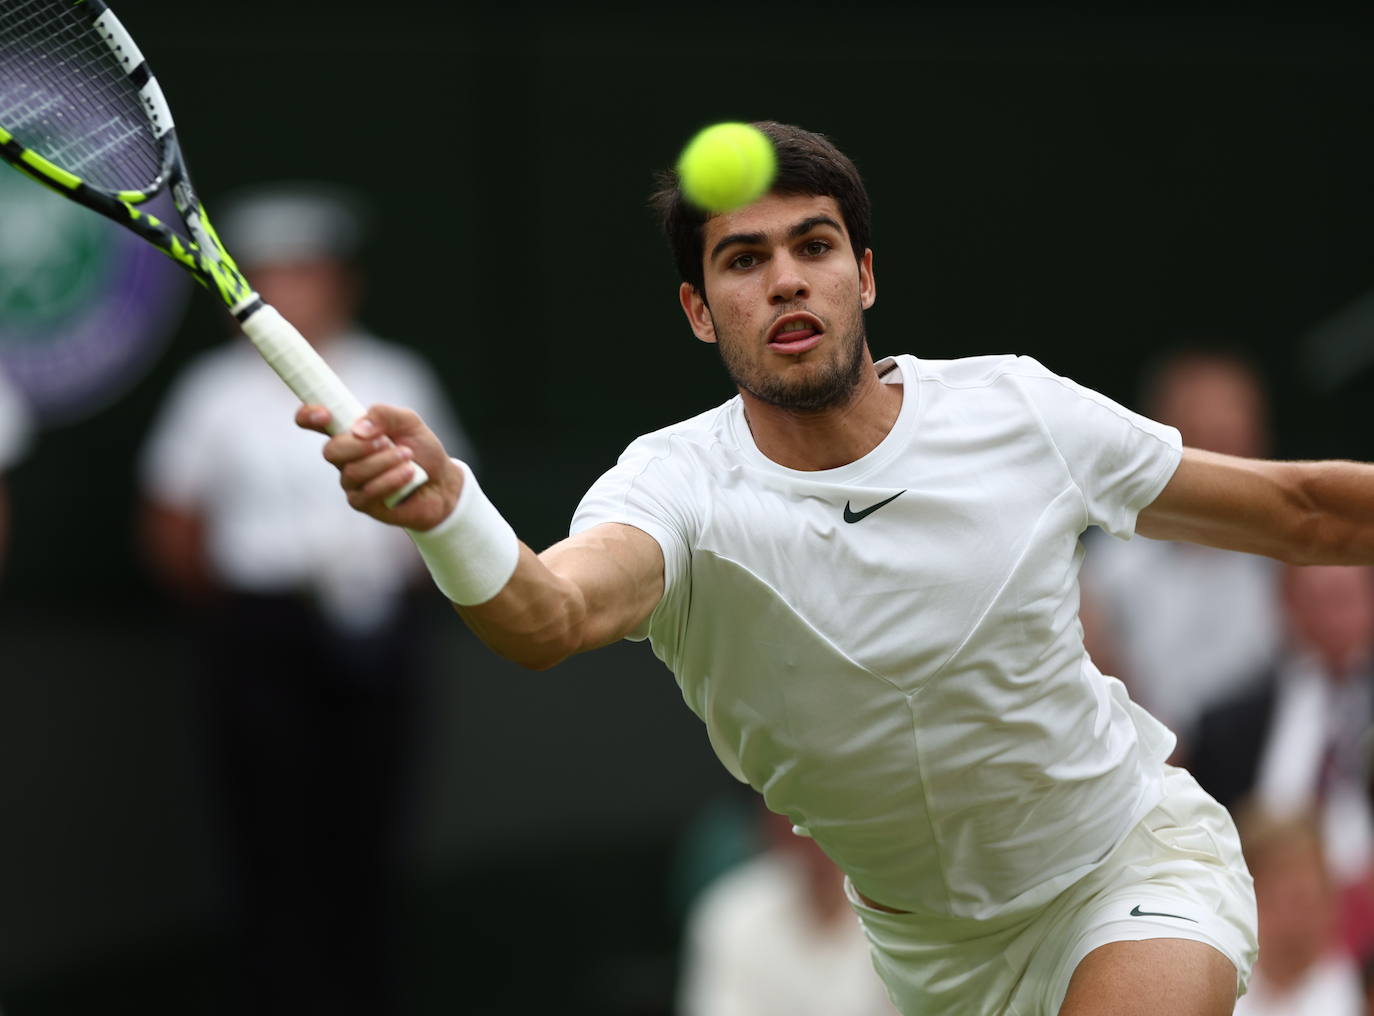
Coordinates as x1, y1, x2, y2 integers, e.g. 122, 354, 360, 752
237, 301, 429, 507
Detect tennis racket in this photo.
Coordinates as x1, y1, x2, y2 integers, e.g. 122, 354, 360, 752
0, 0, 428, 505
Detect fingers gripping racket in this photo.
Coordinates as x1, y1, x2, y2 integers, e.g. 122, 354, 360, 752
0, 0, 428, 505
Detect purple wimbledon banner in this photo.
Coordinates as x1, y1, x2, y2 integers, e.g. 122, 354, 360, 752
0, 168, 191, 425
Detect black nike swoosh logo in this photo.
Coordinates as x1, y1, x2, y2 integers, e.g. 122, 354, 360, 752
1130, 904, 1197, 923
843, 490, 906, 523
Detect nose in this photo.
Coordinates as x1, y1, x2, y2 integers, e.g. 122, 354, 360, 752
767, 251, 809, 304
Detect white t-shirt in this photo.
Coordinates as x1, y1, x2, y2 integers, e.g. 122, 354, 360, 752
678, 852, 899, 1016
141, 331, 469, 632
573, 354, 1183, 920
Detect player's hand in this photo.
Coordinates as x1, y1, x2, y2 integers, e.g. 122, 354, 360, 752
296, 403, 464, 531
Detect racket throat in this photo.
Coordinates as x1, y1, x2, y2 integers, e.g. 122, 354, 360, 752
232, 294, 266, 322
180, 193, 253, 308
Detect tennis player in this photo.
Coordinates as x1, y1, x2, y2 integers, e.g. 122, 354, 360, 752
297, 122, 1373, 1014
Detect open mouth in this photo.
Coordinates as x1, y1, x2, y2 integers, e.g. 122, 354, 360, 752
767, 313, 824, 354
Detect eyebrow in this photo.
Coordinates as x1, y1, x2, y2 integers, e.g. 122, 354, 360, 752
709, 214, 845, 263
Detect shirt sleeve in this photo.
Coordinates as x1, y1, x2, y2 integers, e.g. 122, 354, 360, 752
570, 429, 700, 642
1011, 356, 1182, 540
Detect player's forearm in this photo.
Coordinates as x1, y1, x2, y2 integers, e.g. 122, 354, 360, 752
306, 408, 662, 665
453, 543, 596, 670
406, 471, 661, 669
1140, 451, 1374, 565
453, 531, 663, 669
1286, 459, 1374, 565
404, 467, 572, 668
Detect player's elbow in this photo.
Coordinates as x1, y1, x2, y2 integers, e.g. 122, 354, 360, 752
484, 623, 578, 671
509, 638, 576, 672
486, 598, 585, 672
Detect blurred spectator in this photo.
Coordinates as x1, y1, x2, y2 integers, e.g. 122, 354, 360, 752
1190, 564, 1374, 955
1081, 348, 1280, 747
0, 364, 30, 579
677, 805, 898, 1016
668, 786, 763, 923
1233, 807, 1363, 1015
138, 183, 472, 1015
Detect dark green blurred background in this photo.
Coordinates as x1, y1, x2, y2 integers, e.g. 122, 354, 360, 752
1, 2, 1373, 1012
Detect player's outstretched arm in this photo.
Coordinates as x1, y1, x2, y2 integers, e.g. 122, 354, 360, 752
297, 404, 664, 669
1138, 447, 1374, 565
456, 523, 664, 669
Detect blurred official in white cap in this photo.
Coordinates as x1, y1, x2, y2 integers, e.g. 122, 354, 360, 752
218, 182, 369, 350
138, 182, 473, 1014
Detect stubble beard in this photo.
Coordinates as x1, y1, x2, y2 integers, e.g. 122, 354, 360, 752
711, 300, 869, 413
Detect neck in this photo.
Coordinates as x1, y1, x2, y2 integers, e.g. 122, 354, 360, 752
740, 352, 903, 471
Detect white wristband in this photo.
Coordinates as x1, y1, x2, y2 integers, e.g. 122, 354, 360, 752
406, 459, 519, 605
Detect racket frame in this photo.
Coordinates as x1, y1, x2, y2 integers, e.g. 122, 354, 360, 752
0, 0, 427, 503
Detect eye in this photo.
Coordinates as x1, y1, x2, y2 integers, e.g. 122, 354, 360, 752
801, 238, 832, 256
729, 252, 760, 270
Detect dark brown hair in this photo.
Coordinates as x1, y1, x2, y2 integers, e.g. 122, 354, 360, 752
650, 121, 872, 295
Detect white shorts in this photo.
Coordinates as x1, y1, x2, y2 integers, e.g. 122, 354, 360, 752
846, 766, 1258, 1016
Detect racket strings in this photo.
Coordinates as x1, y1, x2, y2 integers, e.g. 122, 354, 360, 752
0, 0, 163, 193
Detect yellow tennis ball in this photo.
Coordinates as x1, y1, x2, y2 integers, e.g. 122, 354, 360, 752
676, 122, 777, 214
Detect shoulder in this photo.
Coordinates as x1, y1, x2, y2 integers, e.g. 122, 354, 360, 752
905, 351, 1044, 389
915, 352, 1173, 450
913, 351, 1117, 398
613, 399, 738, 471
899, 352, 1105, 439
573, 400, 737, 539
905, 352, 1095, 414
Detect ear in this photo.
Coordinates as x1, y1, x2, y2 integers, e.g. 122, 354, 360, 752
679, 282, 717, 344
859, 248, 876, 311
